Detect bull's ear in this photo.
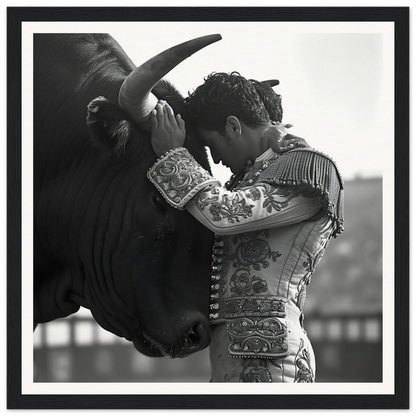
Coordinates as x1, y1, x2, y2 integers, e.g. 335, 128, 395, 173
87, 96, 134, 157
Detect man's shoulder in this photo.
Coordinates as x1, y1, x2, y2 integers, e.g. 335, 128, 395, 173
277, 147, 339, 166
265, 148, 343, 185
261, 147, 344, 237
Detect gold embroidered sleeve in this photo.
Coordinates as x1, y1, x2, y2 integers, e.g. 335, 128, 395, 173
147, 147, 220, 210
186, 182, 323, 235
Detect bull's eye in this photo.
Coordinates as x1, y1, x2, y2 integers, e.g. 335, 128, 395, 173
152, 195, 166, 214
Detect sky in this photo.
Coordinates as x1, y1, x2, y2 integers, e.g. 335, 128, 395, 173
104, 21, 394, 184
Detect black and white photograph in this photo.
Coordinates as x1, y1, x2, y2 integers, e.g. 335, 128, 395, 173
6, 5, 409, 411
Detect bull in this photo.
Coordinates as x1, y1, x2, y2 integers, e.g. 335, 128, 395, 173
34, 33, 221, 358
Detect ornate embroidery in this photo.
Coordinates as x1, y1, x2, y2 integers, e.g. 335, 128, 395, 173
296, 247, 326, 310
303, 248, 325, 274
232, 229, 269, 243
238, 155, 280, 188
239, 359, 273, 382
225, 297, 286, 318
296, 284, 307, 312
147, 148, 218, 209
261, 184, 295, 213
230, 272, 267, 296
226, 233, 281, 299
294, 339, 314, 382
193, 186, 221, 211
227, 316, 289, 358
209, 233, 284, 321
319, 231, 332, 247
204, 152, 337, 368
245, 187, 262, 201
209, 194, 254, 223
195, 186, 257, 224
234, 238, 281, 270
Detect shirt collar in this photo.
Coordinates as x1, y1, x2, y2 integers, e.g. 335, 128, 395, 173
255, 148, 277, 162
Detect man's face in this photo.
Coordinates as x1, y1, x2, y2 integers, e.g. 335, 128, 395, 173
198, 129, 251, 175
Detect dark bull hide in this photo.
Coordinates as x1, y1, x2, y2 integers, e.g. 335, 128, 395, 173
34, 34, 220, 358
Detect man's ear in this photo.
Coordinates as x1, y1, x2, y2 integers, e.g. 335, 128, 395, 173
225, 115, 242, 137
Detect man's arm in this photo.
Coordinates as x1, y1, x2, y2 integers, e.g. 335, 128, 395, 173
147, 100, 342, 236
148, 147, 322, 235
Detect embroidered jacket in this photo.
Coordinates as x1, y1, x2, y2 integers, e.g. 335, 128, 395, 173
148, 147, 344, 369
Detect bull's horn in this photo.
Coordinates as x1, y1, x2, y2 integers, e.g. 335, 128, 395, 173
119, 34, 222, 130
261, 79, 280, 87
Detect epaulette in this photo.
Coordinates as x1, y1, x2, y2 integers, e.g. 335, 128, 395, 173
259, 148, 344, 237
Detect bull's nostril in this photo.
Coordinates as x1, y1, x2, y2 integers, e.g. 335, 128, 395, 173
188, 330, 199, 346
163, 317, 211, 358
187, 322, 210, 352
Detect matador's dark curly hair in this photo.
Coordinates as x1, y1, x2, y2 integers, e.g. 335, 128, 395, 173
185, 72, 283, 133
249, 78, 283, 124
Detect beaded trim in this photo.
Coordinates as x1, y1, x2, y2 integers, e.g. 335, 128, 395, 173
224, 297, 287, 319
227, 316, 289, 359
147, 147, 219, 210
259, 148, 344, 237
209, 235, 229, 322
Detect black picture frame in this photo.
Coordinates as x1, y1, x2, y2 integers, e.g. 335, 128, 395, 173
7, 6, 409, 409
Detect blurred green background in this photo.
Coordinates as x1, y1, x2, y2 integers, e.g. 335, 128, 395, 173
34, 177, 382, 382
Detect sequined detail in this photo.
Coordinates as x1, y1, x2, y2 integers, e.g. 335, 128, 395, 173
296, 242, 328, 310
147, 147, 219, 209
261, 184, 294, 213
230, 272, 268, 297
239, 359, 273, 382
227, 316, 288, 359
296, 284, 307, 313
294, 339, 314, 382
238, 155, 280, 188
204, 149, 343, 371
224, 297, 286, 318
233, 237, 281, 270
195, 187, 255, 223
209, 194, 254, 223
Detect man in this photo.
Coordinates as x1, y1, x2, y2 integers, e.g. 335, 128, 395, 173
147, 72, 344, 382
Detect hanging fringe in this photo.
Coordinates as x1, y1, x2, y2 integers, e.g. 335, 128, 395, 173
259, 149, 344, 237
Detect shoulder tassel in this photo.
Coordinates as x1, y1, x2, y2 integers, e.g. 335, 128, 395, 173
259, 149, 344, 237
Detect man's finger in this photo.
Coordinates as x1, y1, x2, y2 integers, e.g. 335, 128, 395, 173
156, 103, 164, 119
165, 102, 177, 122
285, 133, 303, 141
151, 109, 158, 129
176, 114, 185, 135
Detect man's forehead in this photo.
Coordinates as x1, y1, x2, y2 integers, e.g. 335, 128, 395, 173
197, 129, 219, 145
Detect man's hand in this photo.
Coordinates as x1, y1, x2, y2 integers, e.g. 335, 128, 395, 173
276, 134, 310, 153
150, 100, 186, 157
263, 123, 310, 154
